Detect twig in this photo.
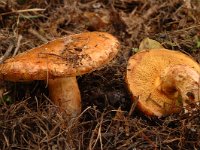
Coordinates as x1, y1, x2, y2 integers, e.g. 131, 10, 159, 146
13, 34, 22, 56
0, 0, 6, 5
0, 43, 14, 64
89, 112, 104, 150
0, 8, 45, 16
128, 96, 139, 117
140, 132, 158, 150
28, 28, 48, 43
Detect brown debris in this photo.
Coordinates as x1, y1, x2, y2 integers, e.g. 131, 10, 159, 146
0, 0, 200, 149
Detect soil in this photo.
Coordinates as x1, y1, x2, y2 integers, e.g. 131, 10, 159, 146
0, 0, 200, 149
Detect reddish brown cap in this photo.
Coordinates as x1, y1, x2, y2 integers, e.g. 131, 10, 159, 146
0, 32, 119, 81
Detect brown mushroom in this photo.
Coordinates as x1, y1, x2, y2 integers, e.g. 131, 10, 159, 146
0, 32, 119, 118
126, 49, 200, 117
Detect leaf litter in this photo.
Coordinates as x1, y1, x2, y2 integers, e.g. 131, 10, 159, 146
0, 0, 200, 149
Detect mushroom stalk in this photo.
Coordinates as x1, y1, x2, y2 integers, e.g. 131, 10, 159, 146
0, 32, 119, 118
159, 65, 200, 110
48, 77, 81, 118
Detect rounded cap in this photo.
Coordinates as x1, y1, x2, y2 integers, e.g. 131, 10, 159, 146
0, 32, 119, 81
126, 49, 200, 117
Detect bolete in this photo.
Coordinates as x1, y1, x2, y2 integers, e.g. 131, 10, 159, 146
0, 32, 119, 117
126, 49, 200, 117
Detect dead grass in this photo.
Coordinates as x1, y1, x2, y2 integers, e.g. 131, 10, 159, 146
0, 0, 200, 149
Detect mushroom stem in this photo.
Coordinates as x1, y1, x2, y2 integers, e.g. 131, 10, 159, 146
159, 65, 200, 110
48, 77, 81, 118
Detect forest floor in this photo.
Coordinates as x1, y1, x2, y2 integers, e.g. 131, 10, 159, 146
0, 0, 200, 149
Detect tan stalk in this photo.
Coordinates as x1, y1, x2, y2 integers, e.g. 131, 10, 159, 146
160, 65, 200, 111
48, 77, 81, 117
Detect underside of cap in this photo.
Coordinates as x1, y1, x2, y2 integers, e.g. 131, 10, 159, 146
126, 49, 200, 117
0, 32, 119, 81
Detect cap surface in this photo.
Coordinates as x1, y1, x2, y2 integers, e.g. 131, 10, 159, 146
0, 32, 119, 81
126, 49, 200, 117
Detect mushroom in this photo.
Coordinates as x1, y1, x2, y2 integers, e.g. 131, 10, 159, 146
126, 49, 200, 117
0, 32, 119, 118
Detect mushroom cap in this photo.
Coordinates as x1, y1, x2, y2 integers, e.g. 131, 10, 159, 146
126, 49, 200, 117
0, 32, 119, 81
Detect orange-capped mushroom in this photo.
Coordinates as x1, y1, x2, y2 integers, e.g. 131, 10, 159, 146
126, 49, 200, 117
0, 32, 119, 118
